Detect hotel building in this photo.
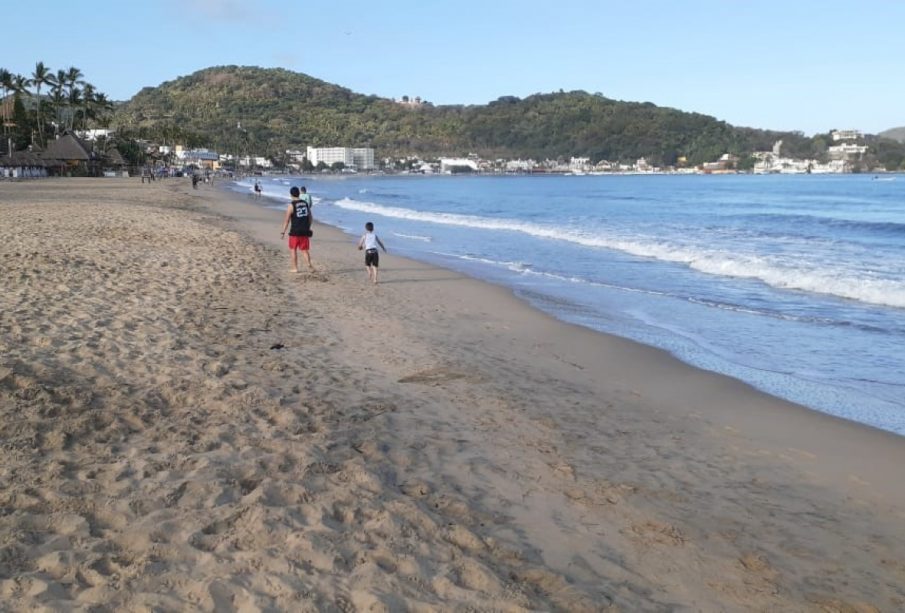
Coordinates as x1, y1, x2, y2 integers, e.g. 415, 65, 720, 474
306, 146, 375, 171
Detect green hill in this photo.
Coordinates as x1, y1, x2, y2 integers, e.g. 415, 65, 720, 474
879, 127, 905, 143
114, 66, 831, 165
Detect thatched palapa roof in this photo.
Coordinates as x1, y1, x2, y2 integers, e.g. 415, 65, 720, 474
104, 147, 126, 166
42, 132, 92, 162
0, 150, 47, 167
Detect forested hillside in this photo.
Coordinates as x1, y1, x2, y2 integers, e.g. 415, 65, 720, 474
115, 66, 901, 168
879, 127, 905, 143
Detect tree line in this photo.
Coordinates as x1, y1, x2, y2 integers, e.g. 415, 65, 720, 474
1, 62, 115, 153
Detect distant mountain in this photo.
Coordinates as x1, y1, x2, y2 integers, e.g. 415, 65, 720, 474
114, 66, 830, 165
879, 127, 905, 143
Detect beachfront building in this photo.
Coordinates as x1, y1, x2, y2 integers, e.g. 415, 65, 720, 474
808, 159, 849, 174
1, 150, 49, 179
240, 156, 273, 169
43, 131, 96, 175
178, 148, 220, 170
306, 146, 375, 171
351, 148, 375, 171
306, 147, 350, 168
505, 159, 536, 172
440, 158, 479, 173
594, 160, 615, 172
752, 148, 848, 174
635, 157, 655, 172
569, 157, 591, 172
285, 149, 306, 164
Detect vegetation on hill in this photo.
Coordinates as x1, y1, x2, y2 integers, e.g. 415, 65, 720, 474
7, 63, 903, 171
878, 127, 905, 143
117, 66, 905, 168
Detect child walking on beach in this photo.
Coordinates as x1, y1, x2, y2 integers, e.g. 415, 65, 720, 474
357, 222, 387, 284
280, 186, 315, 273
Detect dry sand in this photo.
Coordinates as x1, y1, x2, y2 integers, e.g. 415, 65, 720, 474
1, 177, 903, 612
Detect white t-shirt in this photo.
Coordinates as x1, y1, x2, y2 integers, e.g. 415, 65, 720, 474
361, 232, 380, 250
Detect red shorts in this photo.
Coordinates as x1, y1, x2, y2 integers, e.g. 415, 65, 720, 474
288, 235, 310, 251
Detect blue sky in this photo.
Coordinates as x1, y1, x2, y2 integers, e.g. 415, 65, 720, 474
5, 0, 904, 135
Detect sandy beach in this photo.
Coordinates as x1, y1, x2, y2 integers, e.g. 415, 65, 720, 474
1, 177, 903, 612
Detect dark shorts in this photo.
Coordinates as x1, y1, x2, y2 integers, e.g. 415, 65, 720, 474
289, 235, 310, 251
365, 248, 379, 267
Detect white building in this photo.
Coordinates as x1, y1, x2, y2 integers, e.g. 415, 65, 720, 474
752, 150, 849, 174
828, 142, 868, 160
395, 96, 423, 107
77, 129, 115, 141
439, 158, 479, 173
244, 156, 273, 169
569, 157, 590, 171
635, 157, 653, 172
506, 159, 535, 172
306, 146, 375, 170
285, 149, 306, 162
178, 148, 220, 169
351, 148, 375, 171
832, 129, 863, 142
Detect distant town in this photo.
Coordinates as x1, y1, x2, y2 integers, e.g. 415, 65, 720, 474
118, 129, 887, 177
2, 127, 892, 180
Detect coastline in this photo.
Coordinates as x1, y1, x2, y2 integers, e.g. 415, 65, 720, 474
2, 177, 903, 610
247, 172, 905, 437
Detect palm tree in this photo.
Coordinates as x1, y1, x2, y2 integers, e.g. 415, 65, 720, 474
67, 87, 83, 130
10, 74, 30, 147
1, 68, 11, 155
93, 92, 114, 126
31, 61, 51, 146
50, 69, 68, 136
0, 68, 11, 120
12, 73, 29, 95
64, 66, 84, 130
82, 82, 95, 130
50, 71, 68, 138
0, 67, 10, 102
1, 73, 30, 152
65, 66, 83, 93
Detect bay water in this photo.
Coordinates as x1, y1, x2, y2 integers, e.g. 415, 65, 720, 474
230, 174, 905, 435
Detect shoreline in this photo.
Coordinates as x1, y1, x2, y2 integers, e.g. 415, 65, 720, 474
217, 178, 905, 485
2, 177, 904, 610
234, 174, 905, 439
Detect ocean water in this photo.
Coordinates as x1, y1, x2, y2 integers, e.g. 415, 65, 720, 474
230, 174, 905, 435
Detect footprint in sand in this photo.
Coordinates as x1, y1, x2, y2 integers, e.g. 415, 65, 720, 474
398, 367, 470, 385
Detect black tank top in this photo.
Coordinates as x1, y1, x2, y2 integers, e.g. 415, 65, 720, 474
289, 200, 311, 236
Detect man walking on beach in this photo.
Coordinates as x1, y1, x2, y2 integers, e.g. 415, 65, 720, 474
280, 186, 314, 273
357, 221, 387, 284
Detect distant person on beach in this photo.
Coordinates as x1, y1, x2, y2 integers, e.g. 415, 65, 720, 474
357, 221, 387, 284
280, 186, 314, 273
191, 173, 199, 189
254, 180, 262, 199
299, 185, 312, 207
